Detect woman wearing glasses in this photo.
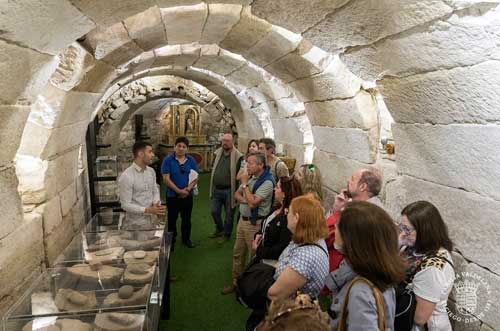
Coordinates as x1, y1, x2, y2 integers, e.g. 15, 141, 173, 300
161, 136, 199, 249
398, 201, 455, 331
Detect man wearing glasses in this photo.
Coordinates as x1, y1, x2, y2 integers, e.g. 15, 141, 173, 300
161, 136, 199, 249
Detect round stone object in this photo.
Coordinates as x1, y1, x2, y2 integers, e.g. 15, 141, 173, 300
118, 285, 134, 299
133, 251, 146, 259
128, 263, 150, 275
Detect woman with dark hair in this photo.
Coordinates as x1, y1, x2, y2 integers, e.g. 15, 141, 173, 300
247, 139, 259, 153
252, 175, 303, 262
399, 201, 455, 331
246, 175, 303, 330
237, 139, 260, 182
326, 201, 406, 330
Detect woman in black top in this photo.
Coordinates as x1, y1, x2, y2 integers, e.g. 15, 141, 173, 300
246, 175, 303, 331
252, 175, 303, 260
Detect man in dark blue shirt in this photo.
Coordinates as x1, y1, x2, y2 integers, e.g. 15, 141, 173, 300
161, 136, 199, 249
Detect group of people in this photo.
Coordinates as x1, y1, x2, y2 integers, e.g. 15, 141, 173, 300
118, 134, 456, 331
209, 134, 456, 331
118, 137, 199, 250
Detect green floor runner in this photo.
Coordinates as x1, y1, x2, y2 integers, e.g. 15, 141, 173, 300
160, 173, 248, 331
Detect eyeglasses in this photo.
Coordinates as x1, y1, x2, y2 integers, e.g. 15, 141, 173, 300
398, 221, 415, 236
180, 163, 185, 174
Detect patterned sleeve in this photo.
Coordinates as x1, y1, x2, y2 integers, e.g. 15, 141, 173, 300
285, 246, 316, 280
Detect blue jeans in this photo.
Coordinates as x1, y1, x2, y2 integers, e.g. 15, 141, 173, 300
211, 188, 235, 237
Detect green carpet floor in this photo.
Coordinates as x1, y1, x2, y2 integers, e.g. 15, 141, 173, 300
160, 173, 248, 331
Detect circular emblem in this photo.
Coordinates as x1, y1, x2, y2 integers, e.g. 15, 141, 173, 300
447, 271, 492, 324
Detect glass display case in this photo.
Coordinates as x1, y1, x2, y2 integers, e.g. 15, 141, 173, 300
85, 211, 163, 233
85, 209, 123, 232
95, 156, 118, 178
2, 264, 162, 331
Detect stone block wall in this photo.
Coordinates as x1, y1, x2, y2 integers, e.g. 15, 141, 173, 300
0, 1, 498, 329
253, 2, 500, 329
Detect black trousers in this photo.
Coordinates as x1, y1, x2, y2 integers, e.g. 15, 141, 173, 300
246, 309, 266, 331
167, 196, 193, 244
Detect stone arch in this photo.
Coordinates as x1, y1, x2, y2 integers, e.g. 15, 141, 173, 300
4, 5, 381, 292
4, 3, 499, 327
95, 76, 240, 153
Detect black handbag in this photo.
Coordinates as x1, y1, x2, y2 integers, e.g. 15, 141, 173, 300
236, 258, 276, 310
395, 280, 417, 331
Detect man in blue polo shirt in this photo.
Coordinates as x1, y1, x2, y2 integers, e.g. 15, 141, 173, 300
161, 136, 199, 249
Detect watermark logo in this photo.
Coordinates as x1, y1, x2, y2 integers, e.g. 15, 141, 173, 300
447, 271, 491, 324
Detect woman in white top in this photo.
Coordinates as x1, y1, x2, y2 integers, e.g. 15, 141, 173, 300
399, 201, 455, 331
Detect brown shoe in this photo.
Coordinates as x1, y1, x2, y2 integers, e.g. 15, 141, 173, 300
221, 284, 236, 295
170, 276, 177, 282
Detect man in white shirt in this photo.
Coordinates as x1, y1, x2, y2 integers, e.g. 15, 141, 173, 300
118, 141, 166, 230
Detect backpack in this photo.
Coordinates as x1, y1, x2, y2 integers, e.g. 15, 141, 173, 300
273, 159, 287, 182
235, 258, 276, 310
395, 253, 454, 331
236, 243, 328, 310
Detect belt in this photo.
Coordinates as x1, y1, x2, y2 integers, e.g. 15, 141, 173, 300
241, 216, 265, 221
215, 185, 231, 190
